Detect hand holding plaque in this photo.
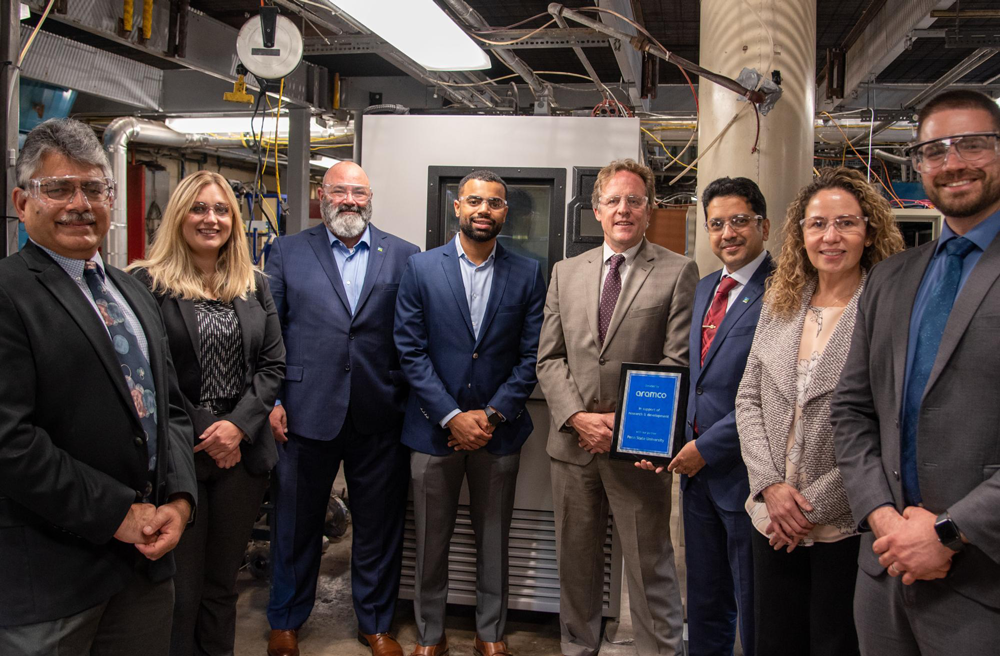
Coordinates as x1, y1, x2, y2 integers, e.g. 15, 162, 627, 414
609, 363, 689, 468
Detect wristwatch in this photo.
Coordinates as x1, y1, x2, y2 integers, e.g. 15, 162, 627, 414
934, 512, 965, 552
485, 406, 505, 427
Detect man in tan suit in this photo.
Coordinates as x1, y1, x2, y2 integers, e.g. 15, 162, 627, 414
537, 159, 698, 656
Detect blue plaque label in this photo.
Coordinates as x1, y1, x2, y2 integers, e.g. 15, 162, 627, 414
617, 369, 681, 457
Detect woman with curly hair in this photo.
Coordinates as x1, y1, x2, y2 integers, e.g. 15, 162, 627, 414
735, 167, 904, 655
128, 170, 285, 656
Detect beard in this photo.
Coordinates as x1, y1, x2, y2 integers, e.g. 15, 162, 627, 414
925, 167, 1000, 219
459, 213, 503, 242
321, 199, 372, 238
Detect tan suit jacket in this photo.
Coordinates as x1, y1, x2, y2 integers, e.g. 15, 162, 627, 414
537, 239, 699, 465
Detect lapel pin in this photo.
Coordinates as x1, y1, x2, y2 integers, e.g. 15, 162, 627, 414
377, 246, 384, 252
742, 297, 749, 303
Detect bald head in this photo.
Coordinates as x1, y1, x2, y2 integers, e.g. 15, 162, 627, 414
324, 161, 370, 188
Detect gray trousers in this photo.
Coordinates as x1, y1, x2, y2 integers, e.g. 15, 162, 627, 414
551, 454, 684, 656
855, 568, 1000, 655
410, 448, 520, 646
0, 572, 174, 656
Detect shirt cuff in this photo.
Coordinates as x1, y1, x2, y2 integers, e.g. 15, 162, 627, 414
440, 409, 461, 428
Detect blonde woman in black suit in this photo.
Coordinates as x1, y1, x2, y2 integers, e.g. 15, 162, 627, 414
735, 168, 903, 656
129, 170, 285, 656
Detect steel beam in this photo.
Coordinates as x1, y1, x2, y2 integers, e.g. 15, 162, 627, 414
598, 0, 647, 111
284, 106, 311, 235
3, 0, 19, 256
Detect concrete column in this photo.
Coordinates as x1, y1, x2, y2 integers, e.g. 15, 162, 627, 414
284, 106, 311, 235
693, 0, 816, 275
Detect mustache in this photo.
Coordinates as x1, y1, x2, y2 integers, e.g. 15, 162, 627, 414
56, 211, 96, 225
935, 170, 984, 184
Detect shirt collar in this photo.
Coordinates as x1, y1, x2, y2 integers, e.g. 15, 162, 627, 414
935, 208, 1000, 257
326, 224, 371, 252
602, 239, 643, 267
723, 249, 769, 287
454, 233, 497, 265
32, 240, 107, 281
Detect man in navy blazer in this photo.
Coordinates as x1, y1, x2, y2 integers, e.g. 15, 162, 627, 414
394, 170, 545, 656
672, 177, 772, 656
264, 161, 420, 656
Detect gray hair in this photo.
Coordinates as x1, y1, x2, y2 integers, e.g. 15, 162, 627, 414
15, 118, 112, 188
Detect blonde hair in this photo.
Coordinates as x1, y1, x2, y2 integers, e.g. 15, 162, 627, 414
765, 167, 905, 317
591, 158, 656, 207
128, 171, 256, 302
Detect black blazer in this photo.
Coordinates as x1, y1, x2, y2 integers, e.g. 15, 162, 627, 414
0, 242, 197, 626
132, 268, 285, 475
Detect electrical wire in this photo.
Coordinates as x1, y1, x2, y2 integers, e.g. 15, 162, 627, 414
274, 78, 284, 198
18, 0, 57, 65
469, 19, 556, 45
820, 111, 903, 206
641, 127, 697, 172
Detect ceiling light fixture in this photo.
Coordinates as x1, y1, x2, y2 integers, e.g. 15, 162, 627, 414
327, 0, 490, 71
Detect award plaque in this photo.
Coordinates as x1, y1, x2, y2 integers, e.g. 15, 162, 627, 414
609, 363, 688, 466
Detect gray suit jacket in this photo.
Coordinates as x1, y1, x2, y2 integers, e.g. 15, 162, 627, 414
536, 239, 699, 465
736, 276, 863, 533
831, 235, 1000, 609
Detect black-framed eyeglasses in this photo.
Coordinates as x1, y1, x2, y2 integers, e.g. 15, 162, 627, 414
705, 214, 762, 233
459, 195, 507, 210
190, 202, 232, 217
26, 176, 115, 204
908, 132, 1000, 173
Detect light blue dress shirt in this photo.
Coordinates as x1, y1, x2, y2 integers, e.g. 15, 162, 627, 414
440, 234, 497, 428
327, 224, 371, 315
903, 209, 1000, 407
34, 241, 149, 360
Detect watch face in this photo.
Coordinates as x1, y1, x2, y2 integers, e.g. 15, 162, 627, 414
935, 516, 961, 547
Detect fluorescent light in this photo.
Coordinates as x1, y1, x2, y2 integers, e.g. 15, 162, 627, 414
166, 116, 351, 139
310, 155, 343, 168
329, 0, 490, 71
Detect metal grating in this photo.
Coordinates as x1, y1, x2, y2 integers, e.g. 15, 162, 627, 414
399, 504, 617, 615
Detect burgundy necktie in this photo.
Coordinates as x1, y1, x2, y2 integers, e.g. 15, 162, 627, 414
700, 275, 738, 365
598, 254, 625, 345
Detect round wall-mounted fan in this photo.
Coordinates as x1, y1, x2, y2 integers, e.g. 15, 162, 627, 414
235, 9, 304, 80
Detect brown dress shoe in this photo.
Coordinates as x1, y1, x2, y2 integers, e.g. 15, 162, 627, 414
267, 629, 299, 656
358, 632, 404, 656
409, 636, 449, 656
474, 636, 511, 656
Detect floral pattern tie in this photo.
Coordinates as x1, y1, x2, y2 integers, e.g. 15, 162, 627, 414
83, 262, 157, 470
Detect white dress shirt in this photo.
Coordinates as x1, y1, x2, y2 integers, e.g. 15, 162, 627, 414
599, 240, 644, 294
705, 249, 769, 319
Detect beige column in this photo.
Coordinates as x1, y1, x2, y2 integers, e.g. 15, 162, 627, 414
693, 0, 816, 275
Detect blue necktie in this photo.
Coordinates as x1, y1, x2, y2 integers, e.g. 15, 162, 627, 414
901, 236, 975, 505
83, 262, 158, 471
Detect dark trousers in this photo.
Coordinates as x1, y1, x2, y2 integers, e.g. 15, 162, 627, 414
267, 415, 410, 634
682, 474, 755, 656
170, 453, 269, 656
751, 530, 861, 656
410, 448, 521, 645
0, 569, 174, 656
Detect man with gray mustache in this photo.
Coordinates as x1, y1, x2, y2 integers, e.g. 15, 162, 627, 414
264, 161, 420, 656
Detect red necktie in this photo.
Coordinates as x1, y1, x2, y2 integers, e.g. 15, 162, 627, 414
701, 275, 738, 365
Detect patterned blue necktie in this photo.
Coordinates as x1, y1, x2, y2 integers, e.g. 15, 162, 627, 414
901, 236, 976, 505
83, 262, 158, 470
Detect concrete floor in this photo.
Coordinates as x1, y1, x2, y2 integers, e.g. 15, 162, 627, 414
232, 474, 742, 656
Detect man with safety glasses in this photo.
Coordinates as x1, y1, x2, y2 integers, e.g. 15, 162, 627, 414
833, 89, 1000, 653
0, 119, 196, 653
394, 170, 545, 656
263, 161, 420, 656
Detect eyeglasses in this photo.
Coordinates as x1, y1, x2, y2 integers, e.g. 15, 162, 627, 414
322, 184, 372, 202
705, 214, 762, 233
459, 195, 507, 210
799, 214, 868, 235
908, 132, 1000, 173
599, 195, 649, 210
26, 177, 115, 204
190, 202, 231, 217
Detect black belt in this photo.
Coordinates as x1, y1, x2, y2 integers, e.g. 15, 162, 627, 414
198, 397, 239, 416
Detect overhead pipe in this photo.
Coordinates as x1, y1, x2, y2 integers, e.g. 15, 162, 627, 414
442, 0, 553, 102
548, 3, 765, 105
102, 117, 235, 267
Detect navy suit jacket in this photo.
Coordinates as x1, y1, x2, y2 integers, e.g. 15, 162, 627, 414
683, 254, 774, 511
394, 240, 546, 456
264, 223, 420, 439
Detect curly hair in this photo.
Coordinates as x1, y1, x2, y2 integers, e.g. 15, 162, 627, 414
765, 167, 905, 317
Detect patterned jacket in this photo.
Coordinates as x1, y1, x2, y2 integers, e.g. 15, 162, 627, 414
735, 274, 865, 533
